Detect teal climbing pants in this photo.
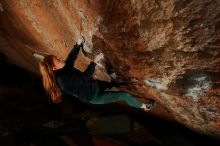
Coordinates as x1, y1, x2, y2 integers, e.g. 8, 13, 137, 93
89, 88, 143, 108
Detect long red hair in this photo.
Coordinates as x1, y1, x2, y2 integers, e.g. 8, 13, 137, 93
39, 55, 62, 103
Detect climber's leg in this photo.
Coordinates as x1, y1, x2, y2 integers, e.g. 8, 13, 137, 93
89, 91, 143, 108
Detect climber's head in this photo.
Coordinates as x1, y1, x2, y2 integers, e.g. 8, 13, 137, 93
44, 55, 65, 70
51, 56, 65, 71
39, 55, 62, 103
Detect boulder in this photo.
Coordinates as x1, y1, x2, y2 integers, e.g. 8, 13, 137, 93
0, 0, 219, 138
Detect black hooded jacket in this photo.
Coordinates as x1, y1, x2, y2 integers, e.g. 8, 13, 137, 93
54, 44, 99, 102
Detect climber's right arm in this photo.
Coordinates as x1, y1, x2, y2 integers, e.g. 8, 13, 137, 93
63, 44, 82, 69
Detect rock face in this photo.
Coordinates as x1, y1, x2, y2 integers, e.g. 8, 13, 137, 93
0, 0, 220, 138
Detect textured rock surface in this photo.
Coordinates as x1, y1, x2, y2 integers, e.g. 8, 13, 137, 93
0, 0, 220, 138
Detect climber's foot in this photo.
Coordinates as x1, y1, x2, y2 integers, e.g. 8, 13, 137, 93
141, 100, 156, 111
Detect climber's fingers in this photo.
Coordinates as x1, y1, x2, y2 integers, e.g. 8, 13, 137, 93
77, 35, 85, 45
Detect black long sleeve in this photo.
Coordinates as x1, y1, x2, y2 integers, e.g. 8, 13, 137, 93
83, 61, 96, 78
55, 43, 99, 103
63, 44, 82, 69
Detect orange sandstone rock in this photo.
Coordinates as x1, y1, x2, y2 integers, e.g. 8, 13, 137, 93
0, 0, 219, 138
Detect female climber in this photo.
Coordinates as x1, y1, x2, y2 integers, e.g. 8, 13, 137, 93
38, 37, 156, 111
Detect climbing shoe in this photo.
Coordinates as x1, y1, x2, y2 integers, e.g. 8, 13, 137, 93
141, 100, 156, 111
